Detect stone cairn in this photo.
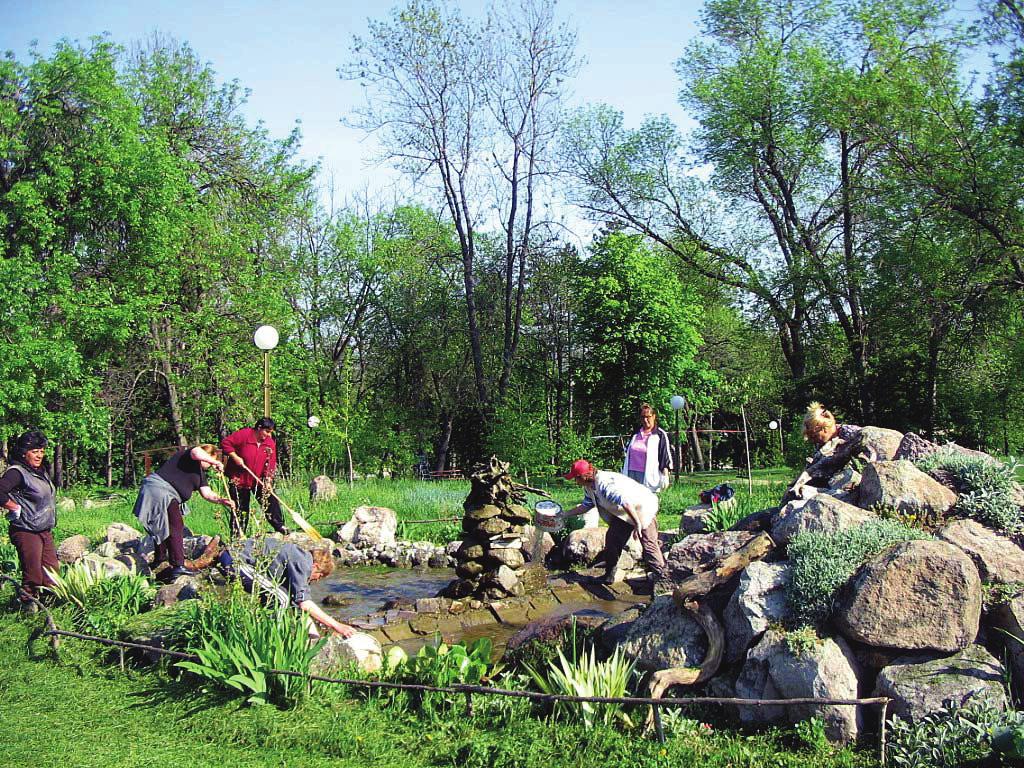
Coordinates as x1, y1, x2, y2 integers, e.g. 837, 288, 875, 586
441, 456, 548, 601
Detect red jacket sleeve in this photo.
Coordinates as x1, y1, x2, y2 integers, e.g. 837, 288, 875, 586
266, 437, 277, 476
221, 429, 244, 457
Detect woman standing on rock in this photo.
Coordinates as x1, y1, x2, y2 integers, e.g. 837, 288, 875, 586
621, 403, 673, 493
786, 402, 862, 500
561, 459, 670, 586
0, 430, 58, 609
133, 444, 235, 579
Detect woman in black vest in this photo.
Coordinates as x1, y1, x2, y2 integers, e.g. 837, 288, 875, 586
0, 431, 57, 609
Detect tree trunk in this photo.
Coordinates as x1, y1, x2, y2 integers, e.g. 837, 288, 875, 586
689, 417, 705, 472
52, 442, 63, 489
151, 320, 186, 446
434, 410, 454, 472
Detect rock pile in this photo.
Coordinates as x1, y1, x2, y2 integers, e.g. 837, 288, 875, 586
440, 456, 545, 600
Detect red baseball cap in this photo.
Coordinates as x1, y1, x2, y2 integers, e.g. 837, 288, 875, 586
564, 459, 594, 480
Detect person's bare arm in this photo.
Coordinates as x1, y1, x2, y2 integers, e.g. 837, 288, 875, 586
622, 502, 644, 539
190, 446, 224, 473
299, 599, 356, 638
198, 485, 236, 510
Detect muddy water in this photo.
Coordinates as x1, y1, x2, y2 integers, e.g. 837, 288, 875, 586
310, 566, 643, 657
310, 566, 457, 621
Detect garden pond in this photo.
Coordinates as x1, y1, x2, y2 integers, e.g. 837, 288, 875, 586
309, 565, 644, 657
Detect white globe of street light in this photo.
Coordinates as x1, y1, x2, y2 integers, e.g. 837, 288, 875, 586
670, 395, 686, 411
307, 415, 321, 429
253, 325, 279, 351
769, 420, 779, 431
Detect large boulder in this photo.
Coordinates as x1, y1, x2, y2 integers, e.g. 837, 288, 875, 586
988, 596, 1024, 697
858, 461, 957, 519
612, 594, 707, 671
336, 506, 398, 549
937, 518, 1024, 584
309, 475, 338, 503
666, 530, 754, 579
561, 527, 606, 565
519, 525, 555, 563
834, 540, 981, 653
56, 534, 90, 564
723, 561, 792, 664
311, 632, 382, 675
770, 495, 877, 548
735, 629, 862, 742
872, 645, 1008, 721
105, 522, 142, 548
854, 426, 904, 462
153, 575, 202, 607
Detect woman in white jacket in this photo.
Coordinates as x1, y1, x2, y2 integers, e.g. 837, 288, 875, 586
622, 403, 673, 492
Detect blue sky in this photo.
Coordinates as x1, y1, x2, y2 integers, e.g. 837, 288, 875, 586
1, 0, 701, 202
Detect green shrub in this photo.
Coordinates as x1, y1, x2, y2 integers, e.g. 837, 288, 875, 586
176, 590, 324, 707
887, 702, 1023, 768
915, 450, 1022, 533
524, 643, 636, 729
79, 573, 156, 636
43, 558, 119, 609
786, 520, 930, 627
703, 499, 745, 532
0, 536, 17, 575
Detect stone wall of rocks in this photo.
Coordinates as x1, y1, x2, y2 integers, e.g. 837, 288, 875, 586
441, 456, 543, 601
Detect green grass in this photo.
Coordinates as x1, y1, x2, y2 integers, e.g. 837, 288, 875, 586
52, 469, 789, 547
0, 605, 878, 768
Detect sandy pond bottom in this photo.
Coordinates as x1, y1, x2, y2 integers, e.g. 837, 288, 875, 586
310, 566, 642, 657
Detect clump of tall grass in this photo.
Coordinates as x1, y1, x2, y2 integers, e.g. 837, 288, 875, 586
524, 643, 636, 729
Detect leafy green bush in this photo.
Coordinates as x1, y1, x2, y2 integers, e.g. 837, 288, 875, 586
887, 702, 1023, 768
524, 644, 636, 729
176, 590, 324, 707
79, 573, 156, 636
704, 499, 745, 532
0, 536, 17, 575
786, 520, 930, 627
502, 617, 597, 673
915, 449, 1022, 533
43, 558, 118, 609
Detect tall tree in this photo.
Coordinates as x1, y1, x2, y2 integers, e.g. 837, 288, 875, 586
345, 0, 578, 406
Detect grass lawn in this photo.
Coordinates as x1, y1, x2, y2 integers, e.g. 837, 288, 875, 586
51, 467, 792, 546
0, 609, 879, 768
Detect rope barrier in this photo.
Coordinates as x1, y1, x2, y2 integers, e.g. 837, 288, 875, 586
34, 622, 892, 762
1, 574, 891, 763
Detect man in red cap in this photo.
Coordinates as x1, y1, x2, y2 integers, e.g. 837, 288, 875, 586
560, 459, 670, 586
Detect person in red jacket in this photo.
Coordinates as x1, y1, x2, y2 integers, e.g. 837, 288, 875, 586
221, 417, 287, 536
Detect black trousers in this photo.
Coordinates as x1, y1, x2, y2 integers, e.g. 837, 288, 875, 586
228, 483, 286, 536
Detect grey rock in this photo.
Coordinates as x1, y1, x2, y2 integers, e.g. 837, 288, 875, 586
770, 495, 877, 548
937, 518, 1024, 584
105, 522, 141, 547
855, 426, 904, 462
336, 505, 398, 549
835, 539, 982, 652
872, 645, 1008, 721
56, 496, 76, 513
56, 534, 90, 564
309, 475, 338, 503
312, 632, 382, 674
615, 595, 708, 671
665, 530, 754, 579
724, 561, 792, 664
736, 630, 862, 742
154, 576, 202, 607
562, 527, 607, 565
858, 461, 957, 518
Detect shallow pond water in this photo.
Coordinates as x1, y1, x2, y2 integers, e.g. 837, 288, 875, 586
310, 566, 457, 621
310, 566, 643, 657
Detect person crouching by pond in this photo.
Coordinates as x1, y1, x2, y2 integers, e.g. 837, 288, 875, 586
560, 459, 670, 586
0, 431, 57, 610
622, 402, 673, 493
784, 402, 862, 502
133, 444, 235, 580
216, 538, 356, 639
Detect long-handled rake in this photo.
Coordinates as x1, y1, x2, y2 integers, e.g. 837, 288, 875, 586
234, 462, 324, 541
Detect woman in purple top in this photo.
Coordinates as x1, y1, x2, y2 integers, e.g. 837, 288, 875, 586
621, 403, 673, 493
